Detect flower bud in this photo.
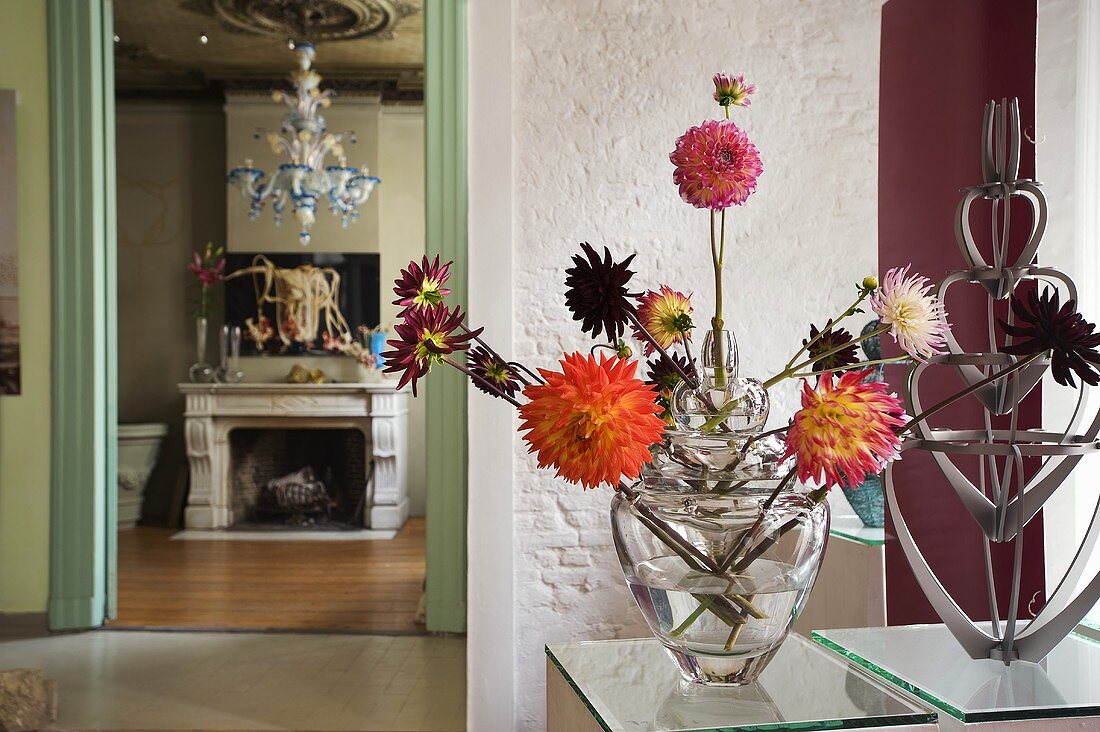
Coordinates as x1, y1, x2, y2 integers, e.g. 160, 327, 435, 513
712, 73, 756, 108
615, 340, 633, 359
862, 275, 879, 291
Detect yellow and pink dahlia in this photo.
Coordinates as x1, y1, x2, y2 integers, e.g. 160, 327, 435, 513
632, 285, 694, 356
670, 119, 762, 210
518, 353, 666, 489
713, 73, 756, 108
870, 265, 949, 360
783, 369, 907, 490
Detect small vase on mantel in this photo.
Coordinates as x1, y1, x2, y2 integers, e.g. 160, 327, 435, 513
188, 316, 214, 383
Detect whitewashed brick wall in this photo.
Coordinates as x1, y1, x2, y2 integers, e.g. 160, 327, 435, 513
472, 1, 883, 728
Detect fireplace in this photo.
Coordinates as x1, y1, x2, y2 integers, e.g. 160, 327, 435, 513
229, 428, 370, 528
180, 383, 409, 530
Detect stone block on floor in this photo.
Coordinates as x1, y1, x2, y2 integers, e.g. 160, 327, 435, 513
0, 669, 57, 732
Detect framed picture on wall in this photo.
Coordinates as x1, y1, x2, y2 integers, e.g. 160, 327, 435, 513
0, 89, 19, 395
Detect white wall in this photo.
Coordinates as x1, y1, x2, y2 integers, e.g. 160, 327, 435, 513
1037, 0, 1100, 615
468, 1, 883, 728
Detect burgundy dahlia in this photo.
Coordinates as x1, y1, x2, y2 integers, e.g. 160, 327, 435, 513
564, 242, 639, 342
646, 353, 696, 393
382, 304, 482, 395
1000, 288, 1100, 387
468, 346, 521, 399
804, 323, 859, 373
392, 255, 453, 315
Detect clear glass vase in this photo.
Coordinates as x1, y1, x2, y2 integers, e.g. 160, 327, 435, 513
611, 477, 829, 686
668, 329, 770, 472
188, 316, 214, 383
215, 325, 245, 383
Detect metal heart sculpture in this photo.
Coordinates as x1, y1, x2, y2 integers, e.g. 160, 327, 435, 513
885, 98, 1100, 664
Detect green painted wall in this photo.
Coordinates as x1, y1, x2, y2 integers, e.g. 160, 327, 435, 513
0, 0, 51, 613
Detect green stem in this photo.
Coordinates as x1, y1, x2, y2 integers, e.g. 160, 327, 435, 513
710, 210, 727, 389
670, 595, 717, 637
789, 356, 909, 379
784, 291, 870, 371
763, 325, 890, 389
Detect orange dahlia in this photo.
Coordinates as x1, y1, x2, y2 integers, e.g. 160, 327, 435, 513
783, 369, 907, 490
519, 353, 666, 489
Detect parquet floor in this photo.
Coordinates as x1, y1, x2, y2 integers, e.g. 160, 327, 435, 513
112, 518, 426, 632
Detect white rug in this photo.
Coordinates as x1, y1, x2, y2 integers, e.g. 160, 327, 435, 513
170, 529, 397, 542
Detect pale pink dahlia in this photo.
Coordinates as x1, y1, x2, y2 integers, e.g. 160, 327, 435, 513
670, 119, 762, 210
713, 73, 756, 108
870, 265, 950, 360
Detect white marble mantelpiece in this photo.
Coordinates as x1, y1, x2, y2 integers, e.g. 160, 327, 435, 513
179, 382, 410, 530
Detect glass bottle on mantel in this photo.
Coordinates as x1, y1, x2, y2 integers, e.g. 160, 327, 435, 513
188, 316, 214, 383
216, 324, 245, 384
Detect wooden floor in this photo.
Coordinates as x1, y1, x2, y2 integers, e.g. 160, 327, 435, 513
111, 518, 426, 632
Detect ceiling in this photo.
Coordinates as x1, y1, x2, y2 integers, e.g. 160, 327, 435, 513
113, 0, 423, 97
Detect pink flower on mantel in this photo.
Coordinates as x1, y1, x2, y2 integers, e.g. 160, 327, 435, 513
670, 119, 762, 210
188, 251, 226, 286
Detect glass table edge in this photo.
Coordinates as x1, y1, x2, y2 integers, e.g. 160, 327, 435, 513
828, 528, 886, 547
545, 645, 614, 732
811, 630, 1100, 724
545, 640, 938, 732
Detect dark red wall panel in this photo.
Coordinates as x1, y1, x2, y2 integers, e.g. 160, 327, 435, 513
879, 0, 1044, 625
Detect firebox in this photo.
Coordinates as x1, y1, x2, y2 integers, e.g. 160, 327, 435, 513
229, 428, 370, 528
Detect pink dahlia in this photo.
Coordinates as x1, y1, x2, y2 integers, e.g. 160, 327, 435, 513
670, 119, 762, 210
783, 369, 907, 490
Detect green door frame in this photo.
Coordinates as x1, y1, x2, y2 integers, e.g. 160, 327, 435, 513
424, 0, 468, 633
47, 0, 117, 631
47, 0, 468, 633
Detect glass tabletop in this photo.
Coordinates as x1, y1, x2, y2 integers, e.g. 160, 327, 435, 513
829, 514, 886, 547
813, 624, 1100, 723
546, 633, 935, 731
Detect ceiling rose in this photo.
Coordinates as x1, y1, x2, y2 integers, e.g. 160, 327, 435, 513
210, 0, 417, 42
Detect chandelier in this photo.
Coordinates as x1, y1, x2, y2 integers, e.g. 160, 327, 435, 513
226, 42, 380, 245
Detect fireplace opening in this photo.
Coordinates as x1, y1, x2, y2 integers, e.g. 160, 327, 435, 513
228, 428, 372, 530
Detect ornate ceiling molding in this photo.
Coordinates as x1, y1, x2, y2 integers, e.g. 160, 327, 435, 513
209, 0, 418, 42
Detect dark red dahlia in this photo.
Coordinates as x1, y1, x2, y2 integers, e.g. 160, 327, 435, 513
468, 346, 521, 399
564, 242, 639, 342
382, 304, 482, 395
804, 323, 859, 373
646, 353, 696, 393
392, 255, 453, 315
1000, 288, 1100, 387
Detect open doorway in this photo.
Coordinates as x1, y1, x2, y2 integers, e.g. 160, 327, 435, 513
109, 0, 430, 634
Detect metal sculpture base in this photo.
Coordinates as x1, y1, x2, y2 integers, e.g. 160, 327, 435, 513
813, 624, 1100, 725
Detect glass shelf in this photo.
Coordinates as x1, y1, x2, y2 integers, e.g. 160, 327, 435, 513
813, 624, 1100, 723
829, 514, 886, 547
546, 633, 935, 731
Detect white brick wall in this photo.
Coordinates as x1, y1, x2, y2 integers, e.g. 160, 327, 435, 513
470, 1, 883, 728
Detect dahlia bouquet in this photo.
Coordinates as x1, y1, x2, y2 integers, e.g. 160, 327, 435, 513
382, 74, 1100, 684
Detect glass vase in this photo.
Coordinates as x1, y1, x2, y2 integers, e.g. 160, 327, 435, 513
611, 477, 829, 686
667, 329, 770, 472
216, 325, 245, 383
188, 316, 214, 383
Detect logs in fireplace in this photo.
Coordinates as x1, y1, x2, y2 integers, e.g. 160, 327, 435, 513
229, 428, 374, 529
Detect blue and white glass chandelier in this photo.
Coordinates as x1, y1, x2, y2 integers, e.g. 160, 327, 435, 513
226, 43, 380, 245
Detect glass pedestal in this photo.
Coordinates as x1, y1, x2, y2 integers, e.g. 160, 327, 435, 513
546, 633, 935, 731
813, 624, 1100, 724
